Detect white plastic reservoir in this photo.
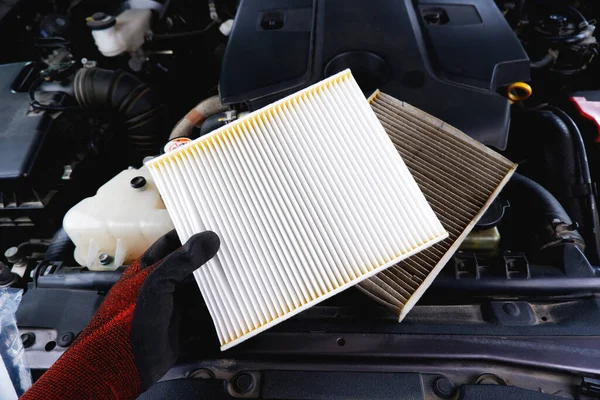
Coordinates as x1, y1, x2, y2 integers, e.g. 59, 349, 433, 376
63, 166, 174, 271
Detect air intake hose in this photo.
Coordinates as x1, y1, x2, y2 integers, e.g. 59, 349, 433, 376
73, 68, 165, 159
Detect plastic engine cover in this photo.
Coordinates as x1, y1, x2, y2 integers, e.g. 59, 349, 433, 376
219, 0, 530, 150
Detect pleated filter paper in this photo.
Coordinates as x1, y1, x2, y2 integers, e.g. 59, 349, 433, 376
357, 91, 517, 321
147, 70, 448, 350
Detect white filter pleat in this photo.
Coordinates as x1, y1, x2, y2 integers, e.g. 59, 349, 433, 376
147, 70, 448, 350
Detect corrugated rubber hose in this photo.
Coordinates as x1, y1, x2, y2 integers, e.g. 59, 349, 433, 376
73, 68, 165, 160
44, 227, 74, 262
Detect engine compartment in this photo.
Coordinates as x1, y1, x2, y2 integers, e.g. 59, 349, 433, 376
4, 0, 600, 396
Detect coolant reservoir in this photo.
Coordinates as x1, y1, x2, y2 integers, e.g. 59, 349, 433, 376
87, 9, 151, 57
63, 166, 174, 271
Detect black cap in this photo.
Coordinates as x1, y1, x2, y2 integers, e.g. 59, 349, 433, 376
130, 176, 147, 189
86, 12, 116, 31
4, 246, 21, 264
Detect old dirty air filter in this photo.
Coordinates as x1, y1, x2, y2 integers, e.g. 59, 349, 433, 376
147, 70, 448, 350
357, 91, 517, 321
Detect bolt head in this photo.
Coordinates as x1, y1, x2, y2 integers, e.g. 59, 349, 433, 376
130, 176, 147, 189
98, 253, 112, 265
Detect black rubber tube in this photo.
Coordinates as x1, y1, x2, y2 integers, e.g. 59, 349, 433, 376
546, 106, 600, 263
529, 111, 584, 227
72, 68, 165, 159
511, 173, 572, 224
530, 53, 556, 69
509, 173, 584, 249
199, 112, 229, 136
44, 227, 74, 262
433, 275, 600, 295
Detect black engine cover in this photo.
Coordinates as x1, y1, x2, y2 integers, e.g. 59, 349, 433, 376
219, 0, 530, 150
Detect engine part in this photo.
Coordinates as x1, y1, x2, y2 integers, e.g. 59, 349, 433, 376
43, 228, 74, 263
506, 173, 593, 276
163, 137, 192, 153
0, 62, 118, 249
0, 63, 52, 181
39, 14, 71, 39
508, 173, 584, 252
220, 0, 530, 150
63, 166, 174, 271
72, 67, 165, 159
546, 107, 600, 263
198, 110, 240, 137
87, 9, 151, 57
507, 81, 532, 104
474, 197, 510, 230
460, 227, 501, 253
571, 93, 600, 143
530, 50, 558, 69
35, 266, 123, 291
508, 107, 599, 263
530, 7, 598, 74
169, 95, 229, 140
356, 91, 516, 320
148, 70, 447, 350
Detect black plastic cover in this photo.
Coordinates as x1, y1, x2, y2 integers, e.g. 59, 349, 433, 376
0, 62, 47, 179
219, 0, 530, 149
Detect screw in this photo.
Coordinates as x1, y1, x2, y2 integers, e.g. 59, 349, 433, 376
98, 253, 112, 265
21, 333, 36, 348
502, 302, 520, 316
130, 176, 147, 189
433, 377, 456, 399
232, 373, 254, 394
57, 332, 75, 347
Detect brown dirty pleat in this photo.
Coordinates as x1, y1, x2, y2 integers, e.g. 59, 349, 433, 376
357, 91, 517, 321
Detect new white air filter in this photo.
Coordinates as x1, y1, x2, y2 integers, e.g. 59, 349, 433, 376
147, 70, 448, 350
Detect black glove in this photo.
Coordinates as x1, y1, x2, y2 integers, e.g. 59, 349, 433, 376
23, 230, 220, 400
132, 230, 221, 388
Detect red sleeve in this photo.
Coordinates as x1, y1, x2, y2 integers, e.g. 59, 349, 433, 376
22, 260, 153, 400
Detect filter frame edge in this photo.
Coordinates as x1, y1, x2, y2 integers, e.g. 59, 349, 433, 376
220, 229, 448, 351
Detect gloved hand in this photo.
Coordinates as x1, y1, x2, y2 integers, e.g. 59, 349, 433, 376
22, 230, 220, 400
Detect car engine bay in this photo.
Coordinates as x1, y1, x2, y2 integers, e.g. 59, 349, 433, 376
4, 0, 600, 398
